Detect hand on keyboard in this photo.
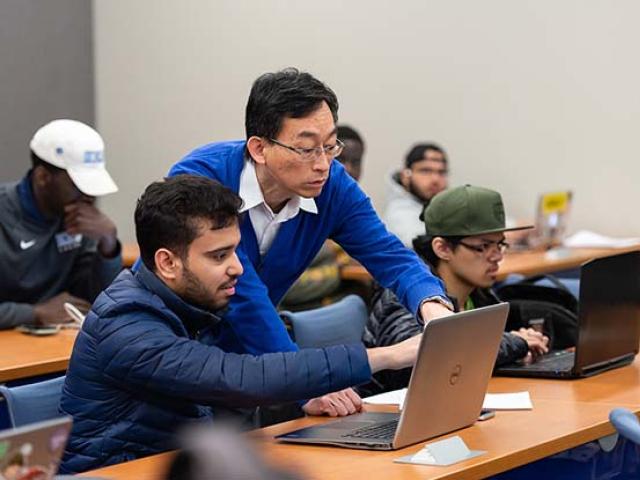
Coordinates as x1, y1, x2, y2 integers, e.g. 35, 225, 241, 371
303, 388, 364, 417
511, 328, 549, 362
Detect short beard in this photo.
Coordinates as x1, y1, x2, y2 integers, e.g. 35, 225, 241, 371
178, 264, 221, 312
408, 179, 431, 204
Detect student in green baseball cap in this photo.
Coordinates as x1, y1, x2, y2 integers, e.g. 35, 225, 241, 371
362, 185, 549, 393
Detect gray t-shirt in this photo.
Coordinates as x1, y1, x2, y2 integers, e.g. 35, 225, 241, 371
0, 179, 122, 328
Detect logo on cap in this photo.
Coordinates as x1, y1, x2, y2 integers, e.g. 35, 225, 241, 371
84, 151, 104, 164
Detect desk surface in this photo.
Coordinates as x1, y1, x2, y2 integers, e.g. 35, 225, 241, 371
495, 245, 639, 279
83, 357, 640, 480
0, 329, 77, 383
341, 246, 640, 284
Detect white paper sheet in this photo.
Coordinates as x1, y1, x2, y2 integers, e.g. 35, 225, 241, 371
482, 391, 532, 410
364, 389, 533, 411
363, 388, 407, 405
563, 230, 640, 249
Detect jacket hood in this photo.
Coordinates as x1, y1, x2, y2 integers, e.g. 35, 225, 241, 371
385, 170, 415, 204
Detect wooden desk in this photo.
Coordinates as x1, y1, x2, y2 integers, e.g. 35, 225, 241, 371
0, 329, 77, 383
341, 246, 640, 284
497, 245, 639, 279
83, 357, 640, 480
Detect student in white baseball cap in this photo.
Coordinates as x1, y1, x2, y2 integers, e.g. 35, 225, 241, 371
0, 119, 122, 330
29, 119, 118, 196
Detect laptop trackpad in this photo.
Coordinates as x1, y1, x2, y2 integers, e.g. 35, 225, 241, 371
328, 412, 398, 430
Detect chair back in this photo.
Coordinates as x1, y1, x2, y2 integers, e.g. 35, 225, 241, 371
282, 295, 367, 349
0, 375, 66, 427
609, 408, 640, 445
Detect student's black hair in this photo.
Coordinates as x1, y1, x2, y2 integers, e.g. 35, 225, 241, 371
337, 125, 364, 146
404, 143, 448, 169
135, 175, 243, 271
412, 234, 463, 268
30, 150, 65, 173
245, 68, 339, 140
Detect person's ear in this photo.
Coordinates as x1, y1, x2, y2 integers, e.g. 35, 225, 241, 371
246, 136, 268, 166
154, 248, 183, 282
400, 168, 412, 188
432, 237, 453, 261
32, 165, 53, 190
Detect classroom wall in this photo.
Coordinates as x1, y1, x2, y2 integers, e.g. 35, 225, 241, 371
93, 0, 640, 242
0, 0, 94, 182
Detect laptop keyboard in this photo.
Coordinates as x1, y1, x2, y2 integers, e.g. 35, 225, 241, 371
524, 350, 575, 372
343, 419, 399, 440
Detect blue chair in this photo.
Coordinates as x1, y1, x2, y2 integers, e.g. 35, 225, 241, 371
0, 375, 66, 427
281, 295, 368, 348
610, 408, 640, 444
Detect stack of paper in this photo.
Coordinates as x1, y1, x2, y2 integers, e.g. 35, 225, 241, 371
564, 230, 640, 249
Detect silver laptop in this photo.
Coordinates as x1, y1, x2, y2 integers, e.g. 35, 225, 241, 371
0, 417, 72, 480
276, 303, 509, 450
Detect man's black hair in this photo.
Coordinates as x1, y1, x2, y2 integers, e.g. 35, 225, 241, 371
337, 125, 364, 146
412, 234, 463, 268
30, 150, 65, 173
404, 143, 448, 169
135, 175, 243, 271
245, 68, 339, 140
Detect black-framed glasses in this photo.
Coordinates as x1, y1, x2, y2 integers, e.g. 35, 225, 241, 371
268, 138, 345, 162
457, 239, 510, 255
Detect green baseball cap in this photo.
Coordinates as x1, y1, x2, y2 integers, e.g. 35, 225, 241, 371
422, 185, 534, 237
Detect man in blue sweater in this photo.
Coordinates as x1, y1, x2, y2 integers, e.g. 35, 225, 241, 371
60, 175, 423, 473
169, 68, 453, 412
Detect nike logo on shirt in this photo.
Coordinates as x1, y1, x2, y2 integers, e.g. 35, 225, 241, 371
20, 239, 36, 250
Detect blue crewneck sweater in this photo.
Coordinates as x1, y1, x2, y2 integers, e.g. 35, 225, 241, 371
169, 140, 445, 355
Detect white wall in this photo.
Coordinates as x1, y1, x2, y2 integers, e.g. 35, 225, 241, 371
94, 0, 640, 242
0, 0, 94, 182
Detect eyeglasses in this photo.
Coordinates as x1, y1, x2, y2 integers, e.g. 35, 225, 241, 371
412, 167, 449, 177
457, 239, 510, 255
269, 138, 345, 162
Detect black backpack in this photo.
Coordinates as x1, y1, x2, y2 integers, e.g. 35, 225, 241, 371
495, 275, 579, 350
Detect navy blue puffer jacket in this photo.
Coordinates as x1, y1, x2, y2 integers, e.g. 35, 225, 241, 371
59, 265, 370, 473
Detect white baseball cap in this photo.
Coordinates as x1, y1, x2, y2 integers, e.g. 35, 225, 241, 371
29, 119, 118, 197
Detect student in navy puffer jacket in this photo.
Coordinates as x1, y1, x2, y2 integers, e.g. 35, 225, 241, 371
59, 176, 424, 473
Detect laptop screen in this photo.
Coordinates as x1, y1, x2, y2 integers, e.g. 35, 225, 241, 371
575, 252, 640, 371
0, 417, 71, 480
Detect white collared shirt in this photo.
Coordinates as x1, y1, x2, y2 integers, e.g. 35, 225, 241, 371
239, 160, 318, 257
